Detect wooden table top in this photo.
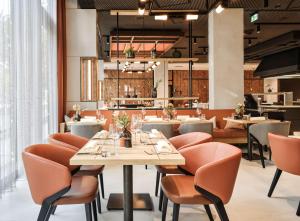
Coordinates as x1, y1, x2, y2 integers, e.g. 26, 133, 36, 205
223, 117, 279, 125
288, 135, 300, 139
70, 131, 185, 166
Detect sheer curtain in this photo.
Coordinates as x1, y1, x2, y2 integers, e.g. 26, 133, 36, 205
0, 0, 57, 196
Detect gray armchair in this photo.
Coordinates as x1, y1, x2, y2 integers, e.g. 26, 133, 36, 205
70, 123, 102, 139
249, 121, 291, 168
142, 123, 174, 139
178, 122, 213, 135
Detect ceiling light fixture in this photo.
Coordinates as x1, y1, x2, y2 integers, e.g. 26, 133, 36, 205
148, 61, 154, 64
155, 15, 168, 21
137, 71, 142, 74
128, 71, 133, 74
156, 61, 161, 65
256, 24, 261, 33
216, 4, 224, 14
186, 14, 198, 20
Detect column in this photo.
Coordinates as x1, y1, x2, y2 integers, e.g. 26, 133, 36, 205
208, 8, 244, 109
154, 61, 168, 107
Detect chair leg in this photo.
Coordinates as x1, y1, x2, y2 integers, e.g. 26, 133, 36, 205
92, 200, 98, 221
297, 201, 300, 216
85, 203, 93, 221
96, 192, 102, 214
99, 173, 105, 199
214, 201, 229, 221
51, 205, 57, 215
162, 194, 168, 221
145, 165, 148, 169
37, 203, 51, 221
258, 144, 265, 168
268, 169, 282, 197
155, 171, 161, 197
204, 205, 214, 221
158, 173, 166, 211
172, 203, 180, 221
269, 149, 272, 161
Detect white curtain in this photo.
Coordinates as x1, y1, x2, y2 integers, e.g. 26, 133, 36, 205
0, 0, 57, 196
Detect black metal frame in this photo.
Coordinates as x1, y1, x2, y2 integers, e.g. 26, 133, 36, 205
195, 186, 230, 221
37, 186, 99, 221
249, 134, 266, 168
161, 191, 214, 221
268, 168, 300, 217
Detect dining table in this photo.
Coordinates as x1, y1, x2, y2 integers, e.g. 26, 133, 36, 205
70, 130, 185, 221
141, 117, 206, 125
223, 117, 280, 160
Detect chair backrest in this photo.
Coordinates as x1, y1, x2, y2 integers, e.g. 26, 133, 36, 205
268, 133, 300, 175
178, 122, 213, 135
70, 124, 102, 139
169, 132, 212, 150
142, 123, 174, 139
179, 142, 241, 204
249, 121, 290, 146
48, 133, 88, 151
22, 144, 73, 205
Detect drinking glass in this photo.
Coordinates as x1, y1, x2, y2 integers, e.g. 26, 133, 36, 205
131, 117, 138, 144
141, 107, 146, 119
172, 109, 177, 120
263, 113, 269, 120
109, 124, 119, 155
196, 108, 202, 118
96, 109, 101, 120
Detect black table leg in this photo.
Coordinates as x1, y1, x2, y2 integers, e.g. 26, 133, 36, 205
247, 125, 252, 161
124, 165, 133, 221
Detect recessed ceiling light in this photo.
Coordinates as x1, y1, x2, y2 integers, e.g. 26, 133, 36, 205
156, 61, 161, 65
138, 71, 142, 74
155, 15, 168, 21
186, 14, 198, 20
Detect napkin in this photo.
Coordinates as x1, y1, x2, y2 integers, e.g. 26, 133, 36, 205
80, 140, 100, 154
94, 130, 109, 139
154, 140, 172, 153
176, 115, 190, 120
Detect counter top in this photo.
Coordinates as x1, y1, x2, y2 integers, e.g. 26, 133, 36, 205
259, 105, 300, 109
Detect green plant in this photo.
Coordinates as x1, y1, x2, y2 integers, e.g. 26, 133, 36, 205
163, 103, 175, 119
115, 112, 131, 129
235, 103, 245, 116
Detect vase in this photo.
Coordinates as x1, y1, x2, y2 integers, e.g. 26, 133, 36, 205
152, 88, 157, 98
74, 110, 81, 122
120, 127, 132, 148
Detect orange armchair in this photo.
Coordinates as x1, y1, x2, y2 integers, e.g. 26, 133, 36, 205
161, 142, 241, 221
22, 144, 99, 221
156, 132, 213, 211
48, 133, 105, 213
268, 133, 300, 216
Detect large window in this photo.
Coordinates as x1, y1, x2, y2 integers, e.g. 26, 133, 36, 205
0, 0, 57, 196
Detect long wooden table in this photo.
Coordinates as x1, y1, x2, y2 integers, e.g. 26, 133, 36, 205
223, 117, 280, 160
70, 131, 185, 221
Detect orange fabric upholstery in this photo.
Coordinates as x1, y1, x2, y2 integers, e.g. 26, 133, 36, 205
54, 176, 98, 205
169, 132, 213, 150
268, 133, 300, 176
48, 133, 88, 151
192, 142, 242, 204
161, 175, 211, 205
22, 144, 72, 204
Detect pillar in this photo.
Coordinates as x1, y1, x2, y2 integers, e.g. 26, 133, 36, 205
208, 8, 244, 109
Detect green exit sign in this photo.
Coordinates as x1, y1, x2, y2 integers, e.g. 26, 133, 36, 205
250, 12, 259, 23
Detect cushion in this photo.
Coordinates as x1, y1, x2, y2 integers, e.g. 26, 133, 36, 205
224, 121, 245, 130
207, 116, 217, 128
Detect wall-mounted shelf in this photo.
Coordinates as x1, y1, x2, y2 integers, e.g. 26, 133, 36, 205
111, 97, 199, 101
110, 58, 199, 63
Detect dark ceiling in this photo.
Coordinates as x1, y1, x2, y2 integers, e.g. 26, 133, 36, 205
78, 0, 300, 62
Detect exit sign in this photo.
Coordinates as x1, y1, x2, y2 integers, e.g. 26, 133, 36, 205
250, 12, 259, 23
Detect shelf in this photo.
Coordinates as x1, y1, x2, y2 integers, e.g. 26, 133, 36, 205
110, 58, 199, 63
111, 97, 199, 101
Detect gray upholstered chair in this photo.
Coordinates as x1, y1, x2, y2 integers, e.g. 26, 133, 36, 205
178, 122, 213, 135
142, 123, 174, 139
249, 121, 291, 168
70, 123, 102, 139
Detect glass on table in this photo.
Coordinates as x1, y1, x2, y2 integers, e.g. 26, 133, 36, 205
109, 124, 120, 155
196, 107, 202, 118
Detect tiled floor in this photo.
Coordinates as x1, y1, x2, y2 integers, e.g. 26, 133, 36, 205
0, 157, 299, 221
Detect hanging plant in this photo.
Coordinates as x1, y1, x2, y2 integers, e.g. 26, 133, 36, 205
125, 47, 135, 58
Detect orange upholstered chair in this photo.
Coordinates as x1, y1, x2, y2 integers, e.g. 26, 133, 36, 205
22, 144, 99, 221
161, 142, 242, 221
156, 132, 213, 210
48, 133, 105, 213
268, 133, 300, 216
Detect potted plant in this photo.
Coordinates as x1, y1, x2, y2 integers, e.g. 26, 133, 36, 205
115, 112, 132, 148
234, 103, 245, 119
125, 47, 135, 58
72, 104, 81, 121
163, 103, 175, 120
152, 79, 162, 98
